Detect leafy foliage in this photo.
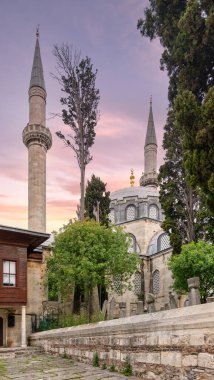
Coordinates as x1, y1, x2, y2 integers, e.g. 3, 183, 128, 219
53, 45, 100, 220
47, 220, 139, 302
85, 174, 111, 226
168, 241, 214, 302
138, 0, 214, 103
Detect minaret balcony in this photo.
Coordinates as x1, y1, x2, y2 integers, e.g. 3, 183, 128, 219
22, 124, 52, 151
140, 171, 159, 188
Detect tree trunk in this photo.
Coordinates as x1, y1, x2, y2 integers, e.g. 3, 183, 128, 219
80, 164, 85, 221
184, 185, 196, 243
79, 113, 85, 221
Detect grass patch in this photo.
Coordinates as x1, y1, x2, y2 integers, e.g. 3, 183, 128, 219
92, 352, 99, 367
0, 360, 7, 377
122, 356, 133, 376
109, 363, 117, 372
37, 312, 105, 331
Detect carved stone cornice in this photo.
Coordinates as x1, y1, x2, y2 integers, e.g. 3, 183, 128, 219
22, 124, 52, 151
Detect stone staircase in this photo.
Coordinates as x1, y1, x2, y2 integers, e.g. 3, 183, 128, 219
0, 346, 43, 359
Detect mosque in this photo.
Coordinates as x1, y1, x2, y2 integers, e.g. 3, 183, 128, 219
0, 33, 174, 347
108, 99, 173, 317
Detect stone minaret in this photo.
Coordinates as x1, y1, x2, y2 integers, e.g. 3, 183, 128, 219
140, 97, 158, 188
23, 31, 52, 232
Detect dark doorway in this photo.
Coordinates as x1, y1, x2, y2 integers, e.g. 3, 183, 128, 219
0, 317, 3, 346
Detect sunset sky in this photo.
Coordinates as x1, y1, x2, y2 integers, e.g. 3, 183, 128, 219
0, 0, 169, 232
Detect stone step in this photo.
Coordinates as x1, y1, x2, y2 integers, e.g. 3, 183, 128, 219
0, 346, 43, 359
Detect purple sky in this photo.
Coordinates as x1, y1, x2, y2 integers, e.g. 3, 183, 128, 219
0, 0, 169, 232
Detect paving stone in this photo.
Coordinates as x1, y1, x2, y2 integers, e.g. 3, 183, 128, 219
0, 353, 138, 380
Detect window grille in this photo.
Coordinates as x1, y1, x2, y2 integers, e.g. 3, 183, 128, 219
126, 205, 136, 221
149, 205, 158, 219
113, 274, 122, 294
109, 209, 115, 224
128, 235, 135, 253
152, 270, 160, 295
134, 272, 142, 295
159, 233, 170, 251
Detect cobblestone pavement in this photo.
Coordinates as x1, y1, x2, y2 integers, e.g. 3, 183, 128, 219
0, 353, 139, 380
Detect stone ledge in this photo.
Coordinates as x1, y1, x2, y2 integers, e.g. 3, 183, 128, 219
30, 303, 214, 341
198, 353, 214, 369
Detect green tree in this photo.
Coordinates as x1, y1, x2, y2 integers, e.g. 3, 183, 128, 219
138, 0, 214, 251
85, 174, 111, 226
53, 45, 100, 220
47, 220, 139, 313
175, 88, 214, 213
168, 241, 214, 302
138, 1, 214, 102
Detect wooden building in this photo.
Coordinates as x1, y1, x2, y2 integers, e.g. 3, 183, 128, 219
0, 225, 49, 347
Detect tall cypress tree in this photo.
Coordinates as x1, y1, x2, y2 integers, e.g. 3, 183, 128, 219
138, 0, 214, 253
85, 174, 111, 227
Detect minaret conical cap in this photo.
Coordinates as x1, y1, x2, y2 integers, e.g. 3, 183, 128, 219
29, 30, 46, 90
145, 97, 157, 146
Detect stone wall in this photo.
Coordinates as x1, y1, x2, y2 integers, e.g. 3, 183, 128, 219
30, 303, 214, 379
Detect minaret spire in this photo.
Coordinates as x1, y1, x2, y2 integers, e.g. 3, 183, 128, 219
29, 27, 45, 91
140, 97, 158, 188
22, 32, 52, 232
145, 96, 157, 147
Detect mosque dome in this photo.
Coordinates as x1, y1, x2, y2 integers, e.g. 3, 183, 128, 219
110, 186, 163, 225
111, 186, 159, 202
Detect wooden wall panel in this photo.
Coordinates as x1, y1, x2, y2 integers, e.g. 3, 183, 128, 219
0, 245, 27, 305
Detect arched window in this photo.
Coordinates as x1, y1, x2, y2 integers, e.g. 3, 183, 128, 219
134, 272, 142, 295
158, 233, 170, 252
109, 209, 115, 224
149, 204, 158, 220
152, 270, 160, 295
126, 205, 136, 221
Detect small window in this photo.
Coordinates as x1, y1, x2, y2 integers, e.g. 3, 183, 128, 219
3, 261, 16, 287
152, 270, 160, 295
149, 205, 158, 220
127, 234, 136, 253
113, 274, 122, 294
8, 315, 15, 328
126, 205, 136, 221
109, 209, 115, 224
134, 272, 142, 295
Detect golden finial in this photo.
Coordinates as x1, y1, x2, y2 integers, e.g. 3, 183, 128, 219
130, 169, 135, 187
